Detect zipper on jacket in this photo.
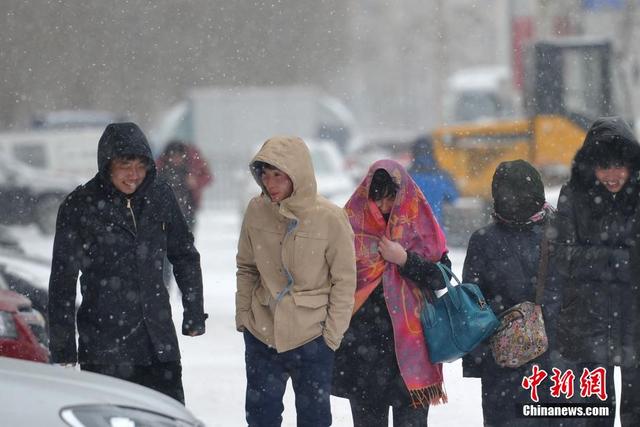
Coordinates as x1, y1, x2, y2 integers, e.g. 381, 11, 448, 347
126, 198, 137, 233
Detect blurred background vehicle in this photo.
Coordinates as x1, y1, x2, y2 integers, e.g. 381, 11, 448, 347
238, 138, 353, 215
0, 356, 205, 426
0, 151, 81, 234
0, 239, 50, 326
432, 38, 632, 246
151, 85, 363, 210
0, 128, 100, 182
442, 65, 521, 125
344, 130, 417, 183
0, 290, 49, 363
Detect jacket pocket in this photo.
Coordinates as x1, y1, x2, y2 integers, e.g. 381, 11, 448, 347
292, 232, 328, 289
290, 291, 330, 344
291, 290, 329, 308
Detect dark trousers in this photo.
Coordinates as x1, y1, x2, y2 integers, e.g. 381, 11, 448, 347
81, 361, 185, 404
481, 364, 548, 427
552, 364, 640, 427
578, 365, 640, 427
553, 363, 615, 427
244, 330, 334, 427
349, 398, 429, 427
618, 366, 640, 426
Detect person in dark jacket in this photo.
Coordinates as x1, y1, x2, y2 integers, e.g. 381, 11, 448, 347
333, 160, 450, 427
462, 160, 558, 426
48, 122, 207, 404
549, 116, 640, 426
408, 135, 459, 227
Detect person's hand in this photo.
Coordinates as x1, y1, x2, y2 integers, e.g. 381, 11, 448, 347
378, 236, 407, 267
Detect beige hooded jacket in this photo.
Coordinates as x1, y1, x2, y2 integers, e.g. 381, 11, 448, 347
235, 136, 356, 352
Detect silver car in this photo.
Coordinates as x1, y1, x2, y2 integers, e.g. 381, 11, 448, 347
0, 356, 205, 426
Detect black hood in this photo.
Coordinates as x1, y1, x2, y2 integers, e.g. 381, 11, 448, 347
492, 159, 545, 223
570, 116, 640, 190
96, 122, 156, 195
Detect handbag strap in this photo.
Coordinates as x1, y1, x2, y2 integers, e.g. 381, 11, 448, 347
435, 262, 464, 309
534, 224, 549, 305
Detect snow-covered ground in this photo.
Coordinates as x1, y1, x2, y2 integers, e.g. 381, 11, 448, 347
13, 205, 621, 426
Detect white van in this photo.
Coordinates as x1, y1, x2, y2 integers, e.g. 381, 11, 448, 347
0, 128, 100, 182
0, 129, 94, 233
150, 85, 362, 209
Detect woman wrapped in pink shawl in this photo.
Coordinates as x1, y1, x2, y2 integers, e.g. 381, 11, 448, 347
332, 159, 451, 427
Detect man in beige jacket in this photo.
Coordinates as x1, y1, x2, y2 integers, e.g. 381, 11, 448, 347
236, 136, 356, 427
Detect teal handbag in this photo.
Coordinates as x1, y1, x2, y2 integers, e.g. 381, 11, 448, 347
420, 263, 499, 363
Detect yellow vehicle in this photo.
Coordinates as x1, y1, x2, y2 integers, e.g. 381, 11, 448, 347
432, 39, 631, 244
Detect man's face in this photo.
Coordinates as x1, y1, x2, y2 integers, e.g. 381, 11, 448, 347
110, 157, 148, 194
261, 167, 293, 202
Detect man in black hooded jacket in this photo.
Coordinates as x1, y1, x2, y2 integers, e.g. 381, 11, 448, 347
48, 122, 207, 404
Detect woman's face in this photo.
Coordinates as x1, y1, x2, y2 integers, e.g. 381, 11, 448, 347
595, 165, 630, 193
375, 194, 395, 215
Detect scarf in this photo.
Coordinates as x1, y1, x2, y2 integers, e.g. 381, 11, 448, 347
493, 202, 556, 227
344, 159, 448, 407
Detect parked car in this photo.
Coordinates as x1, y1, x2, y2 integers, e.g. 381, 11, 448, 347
0, 228, 51, 320
0, 259, 49, 326
0, 151, 80, 233
0, 289, 49, 363
0, 127, 102, 182
0, 356, 206, 426
238, 138, 354, 214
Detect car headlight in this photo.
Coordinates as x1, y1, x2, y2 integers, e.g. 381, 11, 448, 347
60, 405, 205, 427
0, 311, 18, 339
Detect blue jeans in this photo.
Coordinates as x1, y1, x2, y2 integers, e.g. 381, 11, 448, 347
244, 330, 335, 427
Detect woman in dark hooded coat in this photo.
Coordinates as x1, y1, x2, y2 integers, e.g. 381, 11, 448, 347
462, 159, 556, 427
550, 116, 640, 426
